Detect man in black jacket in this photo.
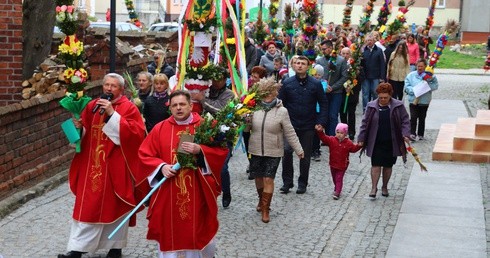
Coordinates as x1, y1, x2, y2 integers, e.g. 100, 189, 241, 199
278, 56, 328, 194
383, 33, 400, 62
361, 33, 386, 111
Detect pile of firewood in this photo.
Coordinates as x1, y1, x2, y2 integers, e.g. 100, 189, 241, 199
21, 58, 67, 100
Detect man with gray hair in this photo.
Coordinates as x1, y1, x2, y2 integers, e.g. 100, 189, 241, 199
339, 47, 362, 140
58, 73, 146, 258
361, 33, 386, 110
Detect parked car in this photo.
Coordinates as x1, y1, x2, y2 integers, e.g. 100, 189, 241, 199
88, 22, 142, 32
148, 22, 180, 32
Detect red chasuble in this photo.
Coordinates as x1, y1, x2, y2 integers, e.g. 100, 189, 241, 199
69, 96, 146, 225
137, 113, 228, 252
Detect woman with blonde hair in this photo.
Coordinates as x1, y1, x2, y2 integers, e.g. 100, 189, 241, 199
142, 73, 170, 132
248, 77, 304, 223
386, 40, 410, 100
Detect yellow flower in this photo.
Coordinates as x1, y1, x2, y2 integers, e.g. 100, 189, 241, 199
58, 43, 71, 54
79, 68, 88, 78
226, 38, 236, 45
235, 108, 251, 115
64, 68, 75, 79
425, 66, 434, 74
58, 39, 83, 56
243, 93, 255, 104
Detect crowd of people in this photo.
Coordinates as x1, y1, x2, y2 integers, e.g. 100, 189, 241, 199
58, 20, 439, 258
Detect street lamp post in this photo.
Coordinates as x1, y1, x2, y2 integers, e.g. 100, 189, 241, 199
110, 0, 116, 72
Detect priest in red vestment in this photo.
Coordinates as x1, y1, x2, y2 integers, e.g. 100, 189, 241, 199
138, 90, 228, 257
58, 73, 146, 258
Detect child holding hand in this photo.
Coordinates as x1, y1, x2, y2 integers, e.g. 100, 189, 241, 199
315, 123, 362, 200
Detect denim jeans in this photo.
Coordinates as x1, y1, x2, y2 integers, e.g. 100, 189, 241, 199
282, 129, 315, 189
362, 79, 379, 110
327, 93, 343, 136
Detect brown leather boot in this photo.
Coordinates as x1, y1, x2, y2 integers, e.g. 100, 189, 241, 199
256, 188, 263, 212
261, 192, 273, 223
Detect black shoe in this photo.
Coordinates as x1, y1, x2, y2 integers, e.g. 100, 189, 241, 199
248, 173, 254, 180
369, 189, 377, 198
381, 188, 389, 197
58, 251, 85, 258
106, 249, 122, 258
222, 193, 231, 208
313, 154, 321, 162
280, 185, 293, 194
296, 187, 306, 194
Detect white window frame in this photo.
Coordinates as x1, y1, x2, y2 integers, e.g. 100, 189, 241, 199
436, 0, 446, 8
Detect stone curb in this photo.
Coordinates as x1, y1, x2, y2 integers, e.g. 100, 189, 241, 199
0, 170, 68, 220
436, 69, 488, 76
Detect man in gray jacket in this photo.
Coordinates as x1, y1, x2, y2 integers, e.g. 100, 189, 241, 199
190, 69, 235, 208
315, 40, 349, 136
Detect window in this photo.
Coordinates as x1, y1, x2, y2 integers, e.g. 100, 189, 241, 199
436, 0, 446, 8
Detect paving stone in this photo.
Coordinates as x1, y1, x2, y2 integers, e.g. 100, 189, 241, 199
0, 73, 489, 257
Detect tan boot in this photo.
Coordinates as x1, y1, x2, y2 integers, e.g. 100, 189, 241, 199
256, 188, 263, 212
261, 192, 273, 223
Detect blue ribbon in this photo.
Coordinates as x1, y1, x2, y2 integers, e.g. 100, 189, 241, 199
108, 162, 181, 239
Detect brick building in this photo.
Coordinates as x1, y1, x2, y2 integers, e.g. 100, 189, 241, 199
0, 0, 23, 106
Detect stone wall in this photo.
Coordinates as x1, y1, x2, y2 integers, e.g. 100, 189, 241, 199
0, 24, 179, 200
0, 82, 102, 201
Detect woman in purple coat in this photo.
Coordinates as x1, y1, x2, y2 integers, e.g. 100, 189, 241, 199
358, 83, 410, 199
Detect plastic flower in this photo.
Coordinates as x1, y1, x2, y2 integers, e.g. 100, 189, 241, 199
71, 75, 81, 84
56, 11, 66, 22
406, 145, 428, 172
220, 125, 230, 133
79, 68, 88, 78
64, 68, 75, 80
243, 93, 255, 105
59, 35, 83, 56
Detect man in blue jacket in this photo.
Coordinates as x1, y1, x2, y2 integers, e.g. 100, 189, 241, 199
278, 56, 328, 194
361, 34, 386, 111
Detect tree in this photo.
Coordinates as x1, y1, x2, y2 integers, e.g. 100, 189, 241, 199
22, 0, 56, 79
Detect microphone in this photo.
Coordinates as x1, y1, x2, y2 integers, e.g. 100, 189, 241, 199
92, 93, 114, 114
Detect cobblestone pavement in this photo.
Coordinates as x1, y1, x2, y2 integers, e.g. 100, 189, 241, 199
0, 73, 488, 257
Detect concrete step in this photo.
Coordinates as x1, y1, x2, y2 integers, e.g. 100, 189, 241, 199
453, 118, 476, 151
475, 110, 490, 138
453, 117, 490, 153
432, 123, 490, 163
432, 124, 455, 161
